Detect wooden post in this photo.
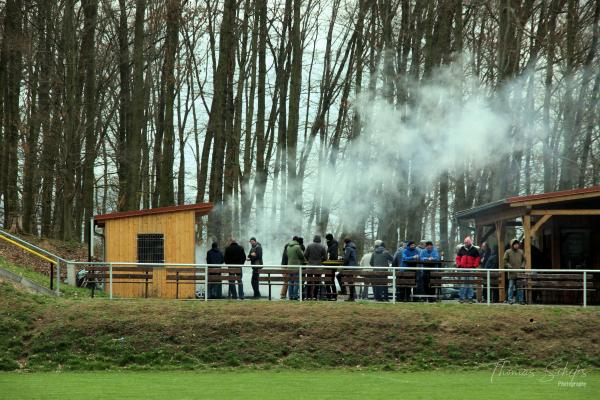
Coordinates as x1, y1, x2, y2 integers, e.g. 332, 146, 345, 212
495, 220, 506, 302
523, 214, 533, 303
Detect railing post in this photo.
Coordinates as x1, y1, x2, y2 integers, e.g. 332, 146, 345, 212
392, 268, 397, 304
109, 263, 113, 299
583, 271, 587, 308
299, 265, 303, 302
55, 257, 61, 295
50, 262, 54, 290
486, 270, 491, 306
205, 265, 209, 301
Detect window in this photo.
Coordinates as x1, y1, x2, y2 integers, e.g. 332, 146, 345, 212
137, 234, 164, 264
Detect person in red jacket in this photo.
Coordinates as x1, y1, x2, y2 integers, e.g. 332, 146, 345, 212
455, 236, 480, 303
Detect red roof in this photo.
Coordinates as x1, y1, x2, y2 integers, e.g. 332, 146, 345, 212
506, 186, 600, 204
94, 203, 213, 223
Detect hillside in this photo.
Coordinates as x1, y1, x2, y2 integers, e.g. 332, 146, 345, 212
0, 233, 88, 278
1, 278, 599, 372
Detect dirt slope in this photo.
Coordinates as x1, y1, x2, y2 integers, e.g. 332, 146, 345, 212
1, 281, 599, 371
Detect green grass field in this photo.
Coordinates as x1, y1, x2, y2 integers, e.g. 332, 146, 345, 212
0, 370, 598, 400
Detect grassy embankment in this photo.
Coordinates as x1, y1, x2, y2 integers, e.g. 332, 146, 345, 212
1, 254, 599, 372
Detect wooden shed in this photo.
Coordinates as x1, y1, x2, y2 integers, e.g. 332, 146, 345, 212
456, 186, 600, 304
93, 203, 213, 299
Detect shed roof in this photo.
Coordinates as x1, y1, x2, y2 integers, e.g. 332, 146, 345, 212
94, 203, 213, 224
456, 186, 600, 221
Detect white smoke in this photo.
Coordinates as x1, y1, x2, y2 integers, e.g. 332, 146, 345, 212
215, 60, 552, 263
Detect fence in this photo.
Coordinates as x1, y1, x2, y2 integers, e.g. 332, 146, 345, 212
0, 228, 597, 306
66, 261, 597, 307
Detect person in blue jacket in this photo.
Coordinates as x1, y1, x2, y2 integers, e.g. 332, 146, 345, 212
418, 241, 440, 300
420, 241, 440, 261
402, 241, 420, 268
392, 241, 408, 301
402, 241, 420, 300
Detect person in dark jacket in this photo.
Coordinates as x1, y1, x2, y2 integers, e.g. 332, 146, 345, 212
224, 238, 246, 300
206, 242, 224, 299
479, 242, 491, 268
248, 237, 263, 299
337, 237, 357, 301
370, 240, 393, 301
455, 236, 480, 303
304, 235, 327, 299
326, 233, 339, 260
325, 233, 339, 299
483, 245, 499, 302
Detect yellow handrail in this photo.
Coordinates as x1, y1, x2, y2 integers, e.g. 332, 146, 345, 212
0, 233, 57, 265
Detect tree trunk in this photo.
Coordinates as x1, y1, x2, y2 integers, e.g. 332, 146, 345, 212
158, 0, 181, 207
207, 0, 237, 241
1, 0, 24, 230
61, 0, 78, 240
82, 0, 99, 242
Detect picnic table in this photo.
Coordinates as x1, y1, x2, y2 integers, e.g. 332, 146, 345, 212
403, 260, 454, 301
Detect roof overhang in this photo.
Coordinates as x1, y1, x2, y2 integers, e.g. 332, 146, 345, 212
94, 203, 213, 226
456, 186, 600, 225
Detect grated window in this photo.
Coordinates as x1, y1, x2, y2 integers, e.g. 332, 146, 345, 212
137, 234, 164, 264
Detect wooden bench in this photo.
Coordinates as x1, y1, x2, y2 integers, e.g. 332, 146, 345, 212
430, 270, 501, 301
257, 267, 326, 300
339, 270, 416, 299
516, 272, 596, 293
82, 266, 154, 298
165, 267, 242, 299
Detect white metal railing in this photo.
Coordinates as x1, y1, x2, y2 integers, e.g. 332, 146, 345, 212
1, 228, 595, 306
0, 228, 67, 294
67, 261, 598, 307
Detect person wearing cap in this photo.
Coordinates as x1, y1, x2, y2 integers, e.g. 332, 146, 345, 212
392, 241, 408, 301
206, 242, 224, 299
325, 233, 339, 261
248, 237, 263, 299
504, 239, 525, 304
339, 237, 358, 301
419, 241, 440, 300
402, 241, 420, 301
370, 240, 393, 301
304, 235, 327, 300
401, 241, 420, 268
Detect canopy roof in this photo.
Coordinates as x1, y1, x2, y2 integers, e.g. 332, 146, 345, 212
456, 186, 600, 224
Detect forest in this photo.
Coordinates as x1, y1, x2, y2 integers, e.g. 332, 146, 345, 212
0, 0, 599, 255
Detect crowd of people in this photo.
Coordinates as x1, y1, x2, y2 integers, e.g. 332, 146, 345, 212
204, 233, 527, 304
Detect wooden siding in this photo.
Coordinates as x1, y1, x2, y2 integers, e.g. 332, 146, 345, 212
104, 211, 197, 298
